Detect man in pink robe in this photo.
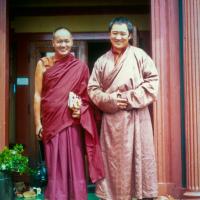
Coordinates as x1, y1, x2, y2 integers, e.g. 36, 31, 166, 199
88, 17, 159, 200
34, 27, 104, 200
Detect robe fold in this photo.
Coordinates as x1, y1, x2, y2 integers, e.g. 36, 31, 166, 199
88, 46, 159, 200
40, 54, 104, 188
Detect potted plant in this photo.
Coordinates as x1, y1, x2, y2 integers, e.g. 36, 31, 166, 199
0, 144, 33, 199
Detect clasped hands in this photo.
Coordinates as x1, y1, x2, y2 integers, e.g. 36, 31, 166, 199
113, 90, 128, 110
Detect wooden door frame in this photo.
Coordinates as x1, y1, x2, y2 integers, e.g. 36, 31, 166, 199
0, 0, 9, 149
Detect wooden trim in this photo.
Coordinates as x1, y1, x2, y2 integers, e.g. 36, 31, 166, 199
73, 33, 109, 40
0, 0, 9, 149
15, 32, 109, 41
14, 31, 149, 42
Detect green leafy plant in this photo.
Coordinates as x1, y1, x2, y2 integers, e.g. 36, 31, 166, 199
0, 144, 33, 175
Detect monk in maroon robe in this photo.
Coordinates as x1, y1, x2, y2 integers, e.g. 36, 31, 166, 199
34, 27, 104, 200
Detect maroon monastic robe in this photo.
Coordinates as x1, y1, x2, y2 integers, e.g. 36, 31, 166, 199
40, 53, 104, 183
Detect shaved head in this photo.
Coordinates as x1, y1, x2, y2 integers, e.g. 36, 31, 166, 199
53, 27, 72, 39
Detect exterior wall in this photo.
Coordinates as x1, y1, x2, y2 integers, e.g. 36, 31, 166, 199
11, 14, 149, 33
0, 0, 199, 198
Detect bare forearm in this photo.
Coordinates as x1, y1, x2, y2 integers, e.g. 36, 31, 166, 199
34, 96, 42, 128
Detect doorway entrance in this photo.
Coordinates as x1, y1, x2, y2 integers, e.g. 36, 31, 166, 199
12, 29, 144, 184
87, 40, 110, 72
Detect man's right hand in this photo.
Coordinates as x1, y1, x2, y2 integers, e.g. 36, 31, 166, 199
116, 97, 128, 110
36, 126, 43, 140
111, 91, 128, 110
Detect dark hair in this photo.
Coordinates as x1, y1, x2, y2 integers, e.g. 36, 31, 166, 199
108, 17, 133, 34
53, 27, 72, 39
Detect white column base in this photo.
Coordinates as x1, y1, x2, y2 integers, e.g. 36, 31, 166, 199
184, 191, 200, 197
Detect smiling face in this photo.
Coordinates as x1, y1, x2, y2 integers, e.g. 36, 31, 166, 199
52, 29, 73, 57
109, 23, 131, 53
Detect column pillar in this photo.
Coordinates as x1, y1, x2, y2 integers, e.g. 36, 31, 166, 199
0, 0, 9, 150
151, 0, 182, 197
183, 0, 200, 197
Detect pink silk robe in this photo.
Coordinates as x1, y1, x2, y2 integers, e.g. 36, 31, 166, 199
88, 46, 159, 200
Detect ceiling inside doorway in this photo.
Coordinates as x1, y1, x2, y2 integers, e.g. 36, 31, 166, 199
10, 0, 150, 17
10, 0, 149, 7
